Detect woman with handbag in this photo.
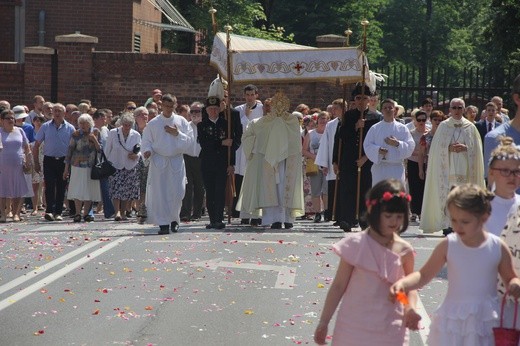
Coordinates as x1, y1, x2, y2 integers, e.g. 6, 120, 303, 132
63, 114, 101, 222
104, 113, 141, 221
0, 109, 31, 222
302, 111, 329, 223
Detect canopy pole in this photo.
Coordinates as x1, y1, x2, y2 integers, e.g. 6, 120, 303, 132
224, 24, 235, 224
209, 7, 218, 36
355, 19, 369, 221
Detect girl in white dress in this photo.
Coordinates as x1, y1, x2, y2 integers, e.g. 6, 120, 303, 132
390, 183, 520, 346
486, 136, 520, 236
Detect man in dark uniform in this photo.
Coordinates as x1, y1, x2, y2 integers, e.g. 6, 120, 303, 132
198, 95, 242, 229
332, 84, 378, 232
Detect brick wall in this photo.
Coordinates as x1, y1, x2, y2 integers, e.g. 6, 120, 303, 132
132, 0, 161, 53
25, 0, 134, 52
23, 47, 54, 102
91, 52, 346, 112
0, 3, 17, 61
0, 63, 24, 103
0, 39, 349, 111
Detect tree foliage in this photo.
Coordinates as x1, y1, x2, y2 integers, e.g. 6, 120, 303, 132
166, 0, 520, 75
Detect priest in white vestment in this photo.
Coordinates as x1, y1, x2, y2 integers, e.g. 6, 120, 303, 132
141, 94, 194, 234
236, 91, 304, 229
420, 98, 485, 234
364, 98, 415, 186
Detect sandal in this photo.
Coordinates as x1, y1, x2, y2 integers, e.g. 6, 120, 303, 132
114, 215, 122, 222
73, 214, 82, 223
31, 210, 39, 216
13, 215, 21, 222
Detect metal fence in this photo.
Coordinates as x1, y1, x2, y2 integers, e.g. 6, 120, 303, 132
372, 65, 520, 115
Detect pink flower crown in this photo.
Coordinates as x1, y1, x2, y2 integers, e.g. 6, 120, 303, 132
365, 191, 412, 208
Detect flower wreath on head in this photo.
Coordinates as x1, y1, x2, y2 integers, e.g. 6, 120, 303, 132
365, 191, 412, 211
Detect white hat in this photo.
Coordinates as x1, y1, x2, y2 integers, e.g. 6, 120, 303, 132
13, 105, 28, 120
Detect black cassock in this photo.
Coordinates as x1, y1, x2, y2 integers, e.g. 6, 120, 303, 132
332, 108, 379, 227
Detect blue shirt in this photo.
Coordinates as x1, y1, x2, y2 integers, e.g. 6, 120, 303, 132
35, 119, 75, 157
18, 123, 35, 143
484, 122, 520, 176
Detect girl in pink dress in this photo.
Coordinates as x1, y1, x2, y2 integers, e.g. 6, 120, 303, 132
314, 179, 421, 345
390, 184, 520, 346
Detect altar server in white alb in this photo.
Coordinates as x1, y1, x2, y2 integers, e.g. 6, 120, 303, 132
233, 84, 264, 225
141, 93, 194, 235
363, 98, 415, 186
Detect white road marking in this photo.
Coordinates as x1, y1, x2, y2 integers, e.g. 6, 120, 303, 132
191, 257, 296, 289
146, 240, 211, 243
0, 239, 102, 295
0, 237, 130, 312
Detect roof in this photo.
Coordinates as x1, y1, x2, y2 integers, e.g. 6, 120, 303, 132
210, 32, 368, 84
147, 0, 195, 33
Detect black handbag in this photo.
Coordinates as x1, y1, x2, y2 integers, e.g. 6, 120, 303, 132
91, 151, 116, 180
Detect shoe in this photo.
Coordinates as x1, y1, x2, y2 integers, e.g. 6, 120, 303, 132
84, 215, 94, 222
250, 218, 261, 227
205, 223, 214, 229
339, 221, 352, 232
359, 220, 368, 229
180, 216, 190, 222
114, 215, 122, 221
31, 210, 38, 216
73, 214, 82, 223
125, 211, 132, 218
54, 215, 63, 221
323, 210, 331, 222
240, 219, 250, 225
213, 222, 225, 229
284, 223, 293, 229
170, 221, 179, 233
313, 212, 322, 223
44, 213, 55, 221
271, 222, 282, 229
7, 212, 13, 218
410, 214, 418, 222
158, 225, 170, 235
333, 221, 339, 226
13, 215, 21, 222
443, 227, 453, 236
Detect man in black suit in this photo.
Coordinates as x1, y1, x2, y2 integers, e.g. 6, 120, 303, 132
475, 102, 499, 149
198, 94, 242, 229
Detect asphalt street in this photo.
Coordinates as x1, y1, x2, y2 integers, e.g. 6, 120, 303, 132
0, 213, 447, 346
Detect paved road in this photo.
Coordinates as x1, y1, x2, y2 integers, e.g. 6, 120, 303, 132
0, 213, 446, 345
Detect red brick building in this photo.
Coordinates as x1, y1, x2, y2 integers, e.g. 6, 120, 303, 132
0, 0, 195, 62
0, 2, 346, 112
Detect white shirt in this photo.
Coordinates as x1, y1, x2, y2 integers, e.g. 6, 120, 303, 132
234, 102, 263, 175
104, 128, 141, 170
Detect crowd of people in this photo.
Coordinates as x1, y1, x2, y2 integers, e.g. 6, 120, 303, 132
2, 74, 520, 344
0, 75, 519, 237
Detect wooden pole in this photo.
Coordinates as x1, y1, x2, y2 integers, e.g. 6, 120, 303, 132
224, 25, 235, 224
355, 19, 369, 220
209, 7, 218, 35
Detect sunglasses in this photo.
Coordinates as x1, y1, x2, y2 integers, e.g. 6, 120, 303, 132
489, 167, 520, 178
127, 106, 136, 110
416, 118, 427, 122
451, 106, 463, 110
